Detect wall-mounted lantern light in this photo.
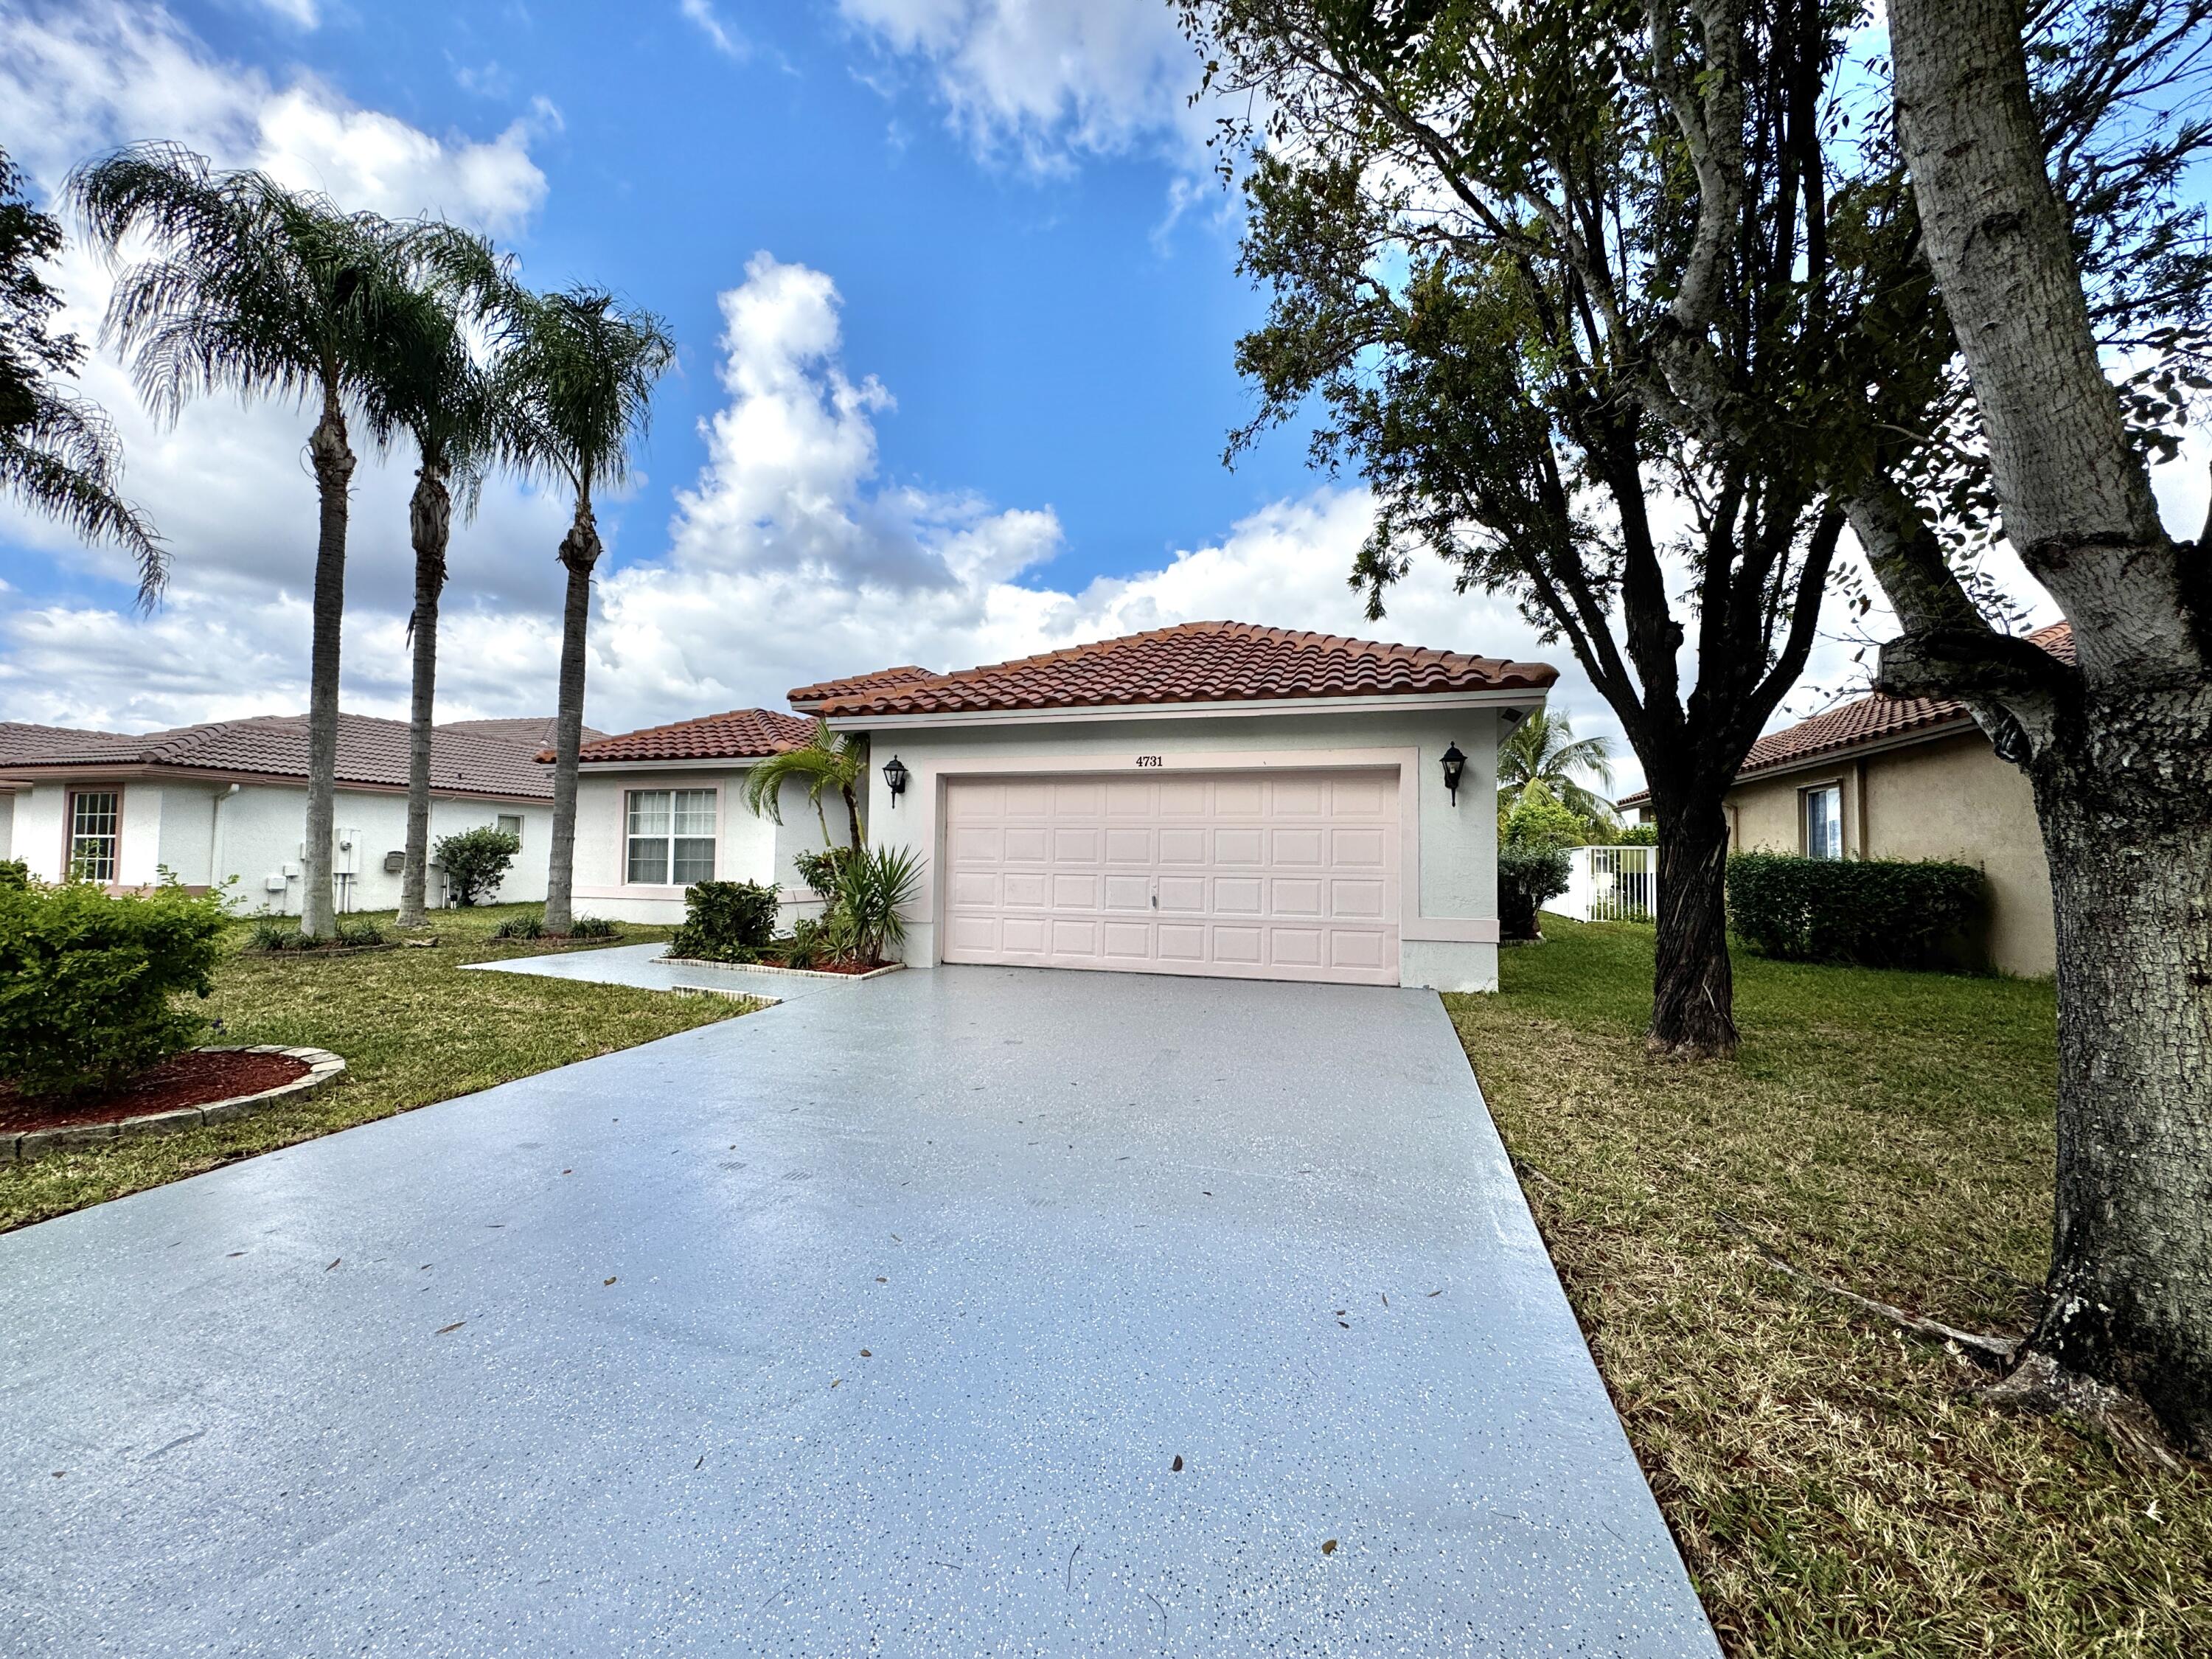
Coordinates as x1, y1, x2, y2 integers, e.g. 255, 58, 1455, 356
1440, 742, 1467, 806
882, 754, 910, 807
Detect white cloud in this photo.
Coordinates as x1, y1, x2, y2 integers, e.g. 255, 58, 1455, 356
244, 0, 319, 29
0, 0, 568, 728
679, 0, 749, 60
838, 0, 1208, 168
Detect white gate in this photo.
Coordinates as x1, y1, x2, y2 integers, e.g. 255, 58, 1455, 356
1544, 844, 1658, 923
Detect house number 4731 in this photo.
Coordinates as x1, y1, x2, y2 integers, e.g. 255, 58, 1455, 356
1134, 754, 1164, 768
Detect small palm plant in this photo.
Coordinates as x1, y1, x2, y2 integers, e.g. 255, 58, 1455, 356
0, 147, 162, 602
70, 143, 423, 939
824, 846, 923, 966
1497, 709, 1617, 826
741, 720, 868, 852
495, 285, 675, 934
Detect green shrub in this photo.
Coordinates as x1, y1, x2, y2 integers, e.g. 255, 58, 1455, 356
0, 876, 229, 1095
568, 915, 619, 939
335, 918, 386, 947
1502, 786, 1589, 850
0, 858, 28, 890
670, 880, 781, 962
1728, 853, 1986, 968
249, 917, 302, 952
434, 825, 522, 907
790, 845, 859, 897
1616, 821, 1658, 845
490, 911, 545, 940
1498, 843, 1572, 942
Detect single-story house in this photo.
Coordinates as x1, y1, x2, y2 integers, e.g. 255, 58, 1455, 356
782, 620, 1557, 992
551, 707, 851, 926
1621, 622, 2070, 975
0, 712, 585, 914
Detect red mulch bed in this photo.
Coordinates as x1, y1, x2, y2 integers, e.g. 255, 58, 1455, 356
757, 957, 892, 976
0, 1051, 309, 1135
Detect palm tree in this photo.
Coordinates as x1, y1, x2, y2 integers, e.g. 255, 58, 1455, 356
69, 142, 420, 938
495, 285, 674, 933
0, 146, 162, 603
1498, 708, 1617, 824
740, 719, 867, 852
366, 227, 510, 929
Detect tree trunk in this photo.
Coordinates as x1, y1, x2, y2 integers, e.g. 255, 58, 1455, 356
299, 394, 354, 939
542, 495, 599, 936
398, 461, 450, 930
1647, 792, 1737, 1060
2025, 731, 2212, 1453
841, 782, 865, 852
1885, 0, 2212, 1451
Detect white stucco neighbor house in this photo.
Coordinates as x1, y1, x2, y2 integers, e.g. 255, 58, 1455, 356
0, 713, 580, 914
786, 621, 1557, 992
550, 707, 855, 925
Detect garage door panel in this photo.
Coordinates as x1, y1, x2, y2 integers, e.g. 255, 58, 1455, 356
1102, 874, 1152, 911
942, 768, 1400, 986
1157, 875, 1208, 914
1104, 827, 1153, 862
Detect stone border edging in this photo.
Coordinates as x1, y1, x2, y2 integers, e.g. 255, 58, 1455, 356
661, 955, 904, 982
3, 1046, 347, 1164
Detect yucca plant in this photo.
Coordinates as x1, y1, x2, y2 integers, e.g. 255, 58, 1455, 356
825, 845, 923, 967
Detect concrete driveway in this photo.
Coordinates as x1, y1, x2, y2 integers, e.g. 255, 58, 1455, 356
0, 967, 1715, 1657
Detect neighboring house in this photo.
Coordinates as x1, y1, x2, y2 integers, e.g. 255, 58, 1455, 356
0, 712, 591, 914
0, 721, 121, 863
1621, 621, 2072, 975
552, 707, 846, 925
789, 620, 1557, 992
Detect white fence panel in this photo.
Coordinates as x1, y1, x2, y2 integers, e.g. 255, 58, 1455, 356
1544, 844, 1658, 923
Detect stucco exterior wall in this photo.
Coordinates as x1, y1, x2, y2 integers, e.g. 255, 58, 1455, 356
848, 704, 1507, 991
0, 790, 16, 861
570, 766, 849, 925
7, 776, 550, 913
1722, 731, 2054, 976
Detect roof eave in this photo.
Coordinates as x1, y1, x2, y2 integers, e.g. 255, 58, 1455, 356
824, 684, 1553, 730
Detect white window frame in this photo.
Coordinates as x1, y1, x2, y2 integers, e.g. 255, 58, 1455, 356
496, 813, 524, 842
625, 788, 717, 886
68, 789, 121, 883
1801, 782, 1844, 860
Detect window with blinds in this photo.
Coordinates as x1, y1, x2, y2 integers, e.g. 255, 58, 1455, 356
625, 789, 715, 885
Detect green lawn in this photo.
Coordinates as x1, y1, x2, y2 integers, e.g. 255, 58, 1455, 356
0, 903, 753, 1234
1448, 922, 2209, 1658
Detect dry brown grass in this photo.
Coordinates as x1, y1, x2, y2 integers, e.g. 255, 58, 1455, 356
1447, 921, 2209, 1658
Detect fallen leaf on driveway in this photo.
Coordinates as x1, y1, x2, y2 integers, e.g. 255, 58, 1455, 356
604, 1277, 617, 1286
325, 1259, 341, 1272
1321, 1538, 1338, 1555
1171, 1455, 1184, 1472
876, 1276, 888, 1283
435, 1321, 465, 1335
1426, 1289, 1442, 1297
226, 1251, 245, 1258
860, 1349, 872, 1357
829, 1379, 842, 1388
1380, 1293, 1388, 1307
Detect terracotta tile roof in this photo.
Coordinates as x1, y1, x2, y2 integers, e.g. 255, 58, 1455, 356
1618, 622, 2073, 807
805, 622, 1557, 719
0, 721, 123, 768
442, 716, 608, 750
0, 714, 563, 799
567, 708, 817, 765
787, 664, 938, 709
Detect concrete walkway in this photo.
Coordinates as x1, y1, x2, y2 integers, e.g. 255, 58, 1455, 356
0, 967, 1716, 1657
461, 940, 855, 1002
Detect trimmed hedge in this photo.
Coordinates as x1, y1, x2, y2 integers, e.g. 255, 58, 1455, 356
1727, 853, 1985, 968
1499, 844, 1572, 942
0, 876, 229, 1095
670, 880, 780, 963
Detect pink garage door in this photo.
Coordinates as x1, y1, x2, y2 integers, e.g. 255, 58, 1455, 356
942, 770, 1401, 985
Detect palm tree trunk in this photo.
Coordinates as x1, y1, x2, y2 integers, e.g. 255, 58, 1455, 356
398, 459, 450, 929
299, 389, 354, 939
840, 782, 865, 852
543, 493, 599, 935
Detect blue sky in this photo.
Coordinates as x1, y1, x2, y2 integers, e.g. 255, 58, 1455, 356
0, 0, 2200, 793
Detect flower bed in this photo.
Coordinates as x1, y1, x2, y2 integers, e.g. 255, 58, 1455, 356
1, 1045, 345, 1161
